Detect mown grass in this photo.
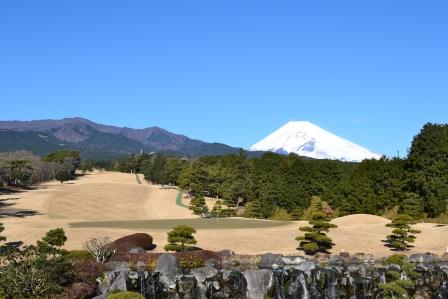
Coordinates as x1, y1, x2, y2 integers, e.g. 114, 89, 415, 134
176, 191, 189, 208
70, 218, 294, 230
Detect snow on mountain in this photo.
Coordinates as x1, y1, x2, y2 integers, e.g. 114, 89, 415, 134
250, 121, 381, 162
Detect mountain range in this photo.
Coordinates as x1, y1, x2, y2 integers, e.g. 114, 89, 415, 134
0, 118, 247, 159
250, 121, 381, 162
0, 118, 381, 161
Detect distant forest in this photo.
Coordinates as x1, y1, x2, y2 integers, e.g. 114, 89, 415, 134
111, 123, 448, 220
1, 123, 447, 221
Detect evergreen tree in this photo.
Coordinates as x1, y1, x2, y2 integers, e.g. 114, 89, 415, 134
189, 194, 209, 215
164, 225, 197, 252
296, 203, 337, 255
385, 214, 421, 251
211, 200, 223, 218
55, 170, 70, 184
407, 123, 448, 217
249, 199, 264, 218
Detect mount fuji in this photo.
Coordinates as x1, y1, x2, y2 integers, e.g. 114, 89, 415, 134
250, 121, 381, 162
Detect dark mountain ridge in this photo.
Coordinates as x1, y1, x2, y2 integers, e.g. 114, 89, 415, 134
0, 117, 254, 159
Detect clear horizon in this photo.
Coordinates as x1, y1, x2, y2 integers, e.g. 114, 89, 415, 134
1, 1, 448, 156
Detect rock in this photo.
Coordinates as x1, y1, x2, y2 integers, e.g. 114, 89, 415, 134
156, 254, 182, 277
92, 295, 107, 299
441, 252, 448, 262
135, 260, 146, 272
204, 258, 218, 267
212, 280, 221, 290
348, 256, 362, 264
330, 255, 345, 265
129, 247, 146, 254
258, 253, 284, 269
339, 252, 350, 258
191, 265, 219, 283
217, 249, 235, 257
196, 283, 208, 299
109, 270, 128, 292
243, 269, 274, 299
297, 261, 316, 275
413, 287, 431, 299
156, 254, 182, 291
409, 253, 440, 263
282, 256, 305, 265
109, 261, 130, 272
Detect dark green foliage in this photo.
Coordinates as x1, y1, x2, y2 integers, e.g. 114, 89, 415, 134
407, 123, 448, 217
110, 123, 448, 221
42, 228, 68, 246
107, 291, 145, 299
380, 254, 418, 298
385, 214, 421, 251
296, 203, 337, 255
384, 254, 406, 266
211, 200, 223, 218
5, 160, 33, 186
164, 225, 197, 252
189, 194, 209, 215
55, 170, 71, 183
0, 227, 72, 298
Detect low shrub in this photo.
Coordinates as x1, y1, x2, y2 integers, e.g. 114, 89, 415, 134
113, 233, 154, 254
269, 208, 292, 221
107, 291, 145, 299
179, 256, 204, 270
384, 254, 406, 266
68, 250, 95, 261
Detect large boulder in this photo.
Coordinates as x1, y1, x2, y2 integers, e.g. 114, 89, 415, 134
243, 269, 274, 299
113, 233, 154, 254
156, 254, 182, 277
155, 253, 182, 291
258, 253, 284, 269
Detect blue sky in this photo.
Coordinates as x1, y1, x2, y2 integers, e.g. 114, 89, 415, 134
1, 1, 447, 157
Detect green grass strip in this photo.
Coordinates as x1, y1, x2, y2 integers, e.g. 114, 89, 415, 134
176, 191, 189, 208
70, 218, 293, 230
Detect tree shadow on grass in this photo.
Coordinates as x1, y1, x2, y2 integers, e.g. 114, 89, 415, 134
0, 198, 39, 218
381, 239, 414, 251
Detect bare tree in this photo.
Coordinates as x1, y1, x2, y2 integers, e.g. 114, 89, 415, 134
84, 237, 114, 263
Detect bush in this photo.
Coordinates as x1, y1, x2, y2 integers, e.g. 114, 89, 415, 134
269, 208, 292, 221
0, 228, 73, 298
179, 256, 204, 270
68, 250, 95, 261
61, 259, 108, 299
164, 225, 197, 252
107, 291, 145, 299
384, 254, 406, 266
113, 233, 154, 254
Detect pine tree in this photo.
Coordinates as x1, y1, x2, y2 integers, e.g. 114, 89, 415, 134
250, 199, 264, 218
164, 225, 197, 252
385, 214, 421, 251
296, 203, 337, 255
211, 200, 223, 218
189, 194, 209, 215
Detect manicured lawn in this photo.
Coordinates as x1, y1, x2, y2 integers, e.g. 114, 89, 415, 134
70, 218, 293, 230
176, 191, 189, 208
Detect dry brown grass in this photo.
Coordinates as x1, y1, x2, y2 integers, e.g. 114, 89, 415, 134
1, 171, 448, 257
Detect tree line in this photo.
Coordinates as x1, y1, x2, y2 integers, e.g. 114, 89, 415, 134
108, 123, 448, 220
0, 150, 85, 189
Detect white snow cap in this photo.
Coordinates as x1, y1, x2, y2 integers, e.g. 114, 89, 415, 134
250, 121, 381, 162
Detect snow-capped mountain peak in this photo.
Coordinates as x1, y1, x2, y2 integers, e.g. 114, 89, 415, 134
250, 121, 381, 162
